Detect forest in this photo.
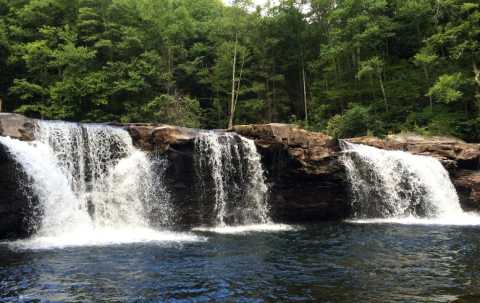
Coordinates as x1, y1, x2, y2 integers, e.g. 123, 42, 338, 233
0, 0, 479, 140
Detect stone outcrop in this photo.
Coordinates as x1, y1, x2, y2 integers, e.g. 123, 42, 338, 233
451, 170, 480, 212
232, 124, 347, 221
110, 122, 349, 223
0, 113, 36, 141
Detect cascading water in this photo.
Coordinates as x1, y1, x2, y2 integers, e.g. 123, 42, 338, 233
0, 121, 201, 248
341, 141, 479, 224
194, 132, 271, 227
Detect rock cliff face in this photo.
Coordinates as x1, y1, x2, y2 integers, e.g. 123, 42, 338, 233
232, 124, 347, 222
0, 144, 38, 239
109, 122, 349, 224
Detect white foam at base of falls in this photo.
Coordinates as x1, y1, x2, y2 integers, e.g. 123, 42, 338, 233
345, 214, 480, 225
341, 141, 480, 225
191, 224, 294, 234
7, 229, 206, 250
0, 121, 194, 249
195, 132, 271, 227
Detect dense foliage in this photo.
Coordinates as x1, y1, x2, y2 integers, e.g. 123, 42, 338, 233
0, 0, 479, 140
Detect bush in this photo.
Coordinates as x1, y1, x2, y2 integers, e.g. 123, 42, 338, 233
326, 104, 371, 138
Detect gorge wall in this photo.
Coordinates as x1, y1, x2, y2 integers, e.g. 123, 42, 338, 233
1, 113, 480, 239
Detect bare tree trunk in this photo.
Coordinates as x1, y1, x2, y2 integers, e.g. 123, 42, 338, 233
273, 65, 277, 123
228, 33, 238, 129
302, 64, 308, 126
167, 47, 171, 95
424, 67, 433, 106
216, 89, 221, 128
378, 74, 388, 112
369, 73, 376, 101
233, 48, 246, 115
267, 74, 271, 123
474, 60, 480, 113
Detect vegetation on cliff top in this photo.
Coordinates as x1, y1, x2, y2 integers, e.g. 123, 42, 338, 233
0, 0, 479, 141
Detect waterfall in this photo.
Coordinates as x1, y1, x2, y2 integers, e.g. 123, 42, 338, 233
340, 141, 479, 223
194, 132, 271, 227
0, 121, 199, 248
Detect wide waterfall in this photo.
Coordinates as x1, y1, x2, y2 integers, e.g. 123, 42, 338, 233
194, 132, 271, 228
0, 121, 200, 248
341, 141, 479, 224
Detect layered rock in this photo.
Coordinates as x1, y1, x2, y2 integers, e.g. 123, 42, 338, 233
109, 122, 349, 223
232, 124, 347, 221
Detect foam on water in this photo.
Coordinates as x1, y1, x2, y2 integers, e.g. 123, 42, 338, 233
345, 213, 480, 225
7, 229, 206, 250
192, 224, 294, 234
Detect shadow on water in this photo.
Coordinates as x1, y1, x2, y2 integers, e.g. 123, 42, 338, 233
1, 222, 479, 302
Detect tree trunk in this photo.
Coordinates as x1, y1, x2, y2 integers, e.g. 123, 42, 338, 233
369, 73, 376, 101
474, 60, 480, 113
424, 67, 433, 106
267, 74, 271, 123
167, 47, 171, 95
234, 48, 246, 116
273, 65, 277, 123
228, 33, 238, 129
378, 74, 388, 112
302, 64, 308, 126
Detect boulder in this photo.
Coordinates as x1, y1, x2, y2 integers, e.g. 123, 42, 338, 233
0, 113, 36, 141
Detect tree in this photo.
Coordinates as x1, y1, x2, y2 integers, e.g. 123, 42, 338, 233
357, 56, 388, 112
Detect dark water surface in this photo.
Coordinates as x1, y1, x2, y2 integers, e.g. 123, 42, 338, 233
1, 222, 479, 302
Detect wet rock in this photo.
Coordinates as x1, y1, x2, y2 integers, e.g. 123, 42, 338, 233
452, 170, 480, 212
0, 144, 39, 239
116, 122, 348, 223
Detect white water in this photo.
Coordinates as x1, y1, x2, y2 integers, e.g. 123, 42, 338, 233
192, 224, 294, 234
341, 141, 480, 225
0, 121, 201, 249
195, 132, 271, 227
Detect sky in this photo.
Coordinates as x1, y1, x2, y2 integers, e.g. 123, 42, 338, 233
221, 0, 270, 7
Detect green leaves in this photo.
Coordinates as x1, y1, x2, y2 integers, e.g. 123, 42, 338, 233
0, 0, 480, 141
428, 72, 470, 104
357, 56, 384, 79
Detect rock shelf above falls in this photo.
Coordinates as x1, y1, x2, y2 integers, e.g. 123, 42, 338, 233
1, 113, 480, 239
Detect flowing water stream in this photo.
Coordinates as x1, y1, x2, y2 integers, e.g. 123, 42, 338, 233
0, 121, 199, 249
341, 141, 479, 224
193, 132, 275, 231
